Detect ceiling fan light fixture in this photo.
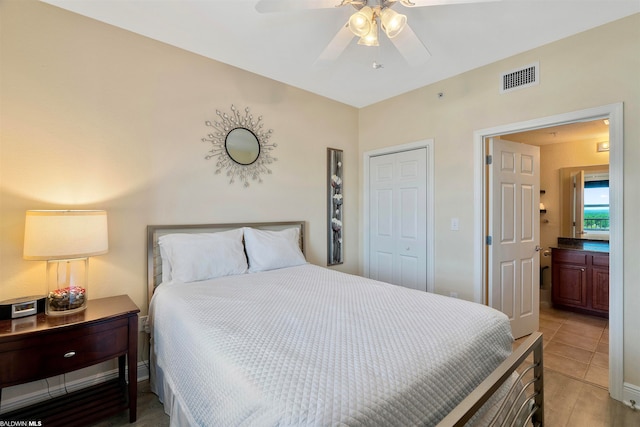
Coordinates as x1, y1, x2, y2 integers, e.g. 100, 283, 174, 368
357, 21, 379, 47
348, 6, 374, 37
380, 8, 407, 38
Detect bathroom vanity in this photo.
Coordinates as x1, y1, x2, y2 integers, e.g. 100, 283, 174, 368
551, 239, 609, 318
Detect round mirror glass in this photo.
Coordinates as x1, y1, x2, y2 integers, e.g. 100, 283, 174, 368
225, 128, 260, 165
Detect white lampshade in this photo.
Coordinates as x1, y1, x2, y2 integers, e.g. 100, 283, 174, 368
380, 8, 407, 38
349, 6, 374, 37
24, 210, 108, 260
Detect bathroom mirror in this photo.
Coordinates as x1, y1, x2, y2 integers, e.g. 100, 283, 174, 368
225, 128, 260, 165
559, 164, 609, 239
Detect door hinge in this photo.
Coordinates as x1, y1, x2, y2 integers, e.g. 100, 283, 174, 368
486, 235, 492, 245
486, 155, 492, 165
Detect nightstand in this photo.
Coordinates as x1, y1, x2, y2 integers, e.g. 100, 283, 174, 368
0, 295, 140, 426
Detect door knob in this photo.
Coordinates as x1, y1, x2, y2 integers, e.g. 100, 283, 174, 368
535, 245, 543, 252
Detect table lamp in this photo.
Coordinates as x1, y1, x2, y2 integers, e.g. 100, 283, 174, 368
23, 210, 108, 315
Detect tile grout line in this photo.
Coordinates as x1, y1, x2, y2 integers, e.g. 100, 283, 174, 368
540, 308, 609, 390
583, 324, 607, 379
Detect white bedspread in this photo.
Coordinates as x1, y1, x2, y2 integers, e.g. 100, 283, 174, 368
150, 264, 513, 426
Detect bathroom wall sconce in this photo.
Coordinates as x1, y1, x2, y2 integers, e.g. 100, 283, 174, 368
597, 141, 610, 152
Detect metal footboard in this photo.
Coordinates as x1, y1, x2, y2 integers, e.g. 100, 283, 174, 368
437, 331, 544, 427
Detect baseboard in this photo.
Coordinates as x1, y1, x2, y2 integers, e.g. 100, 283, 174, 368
135, 360, 151, 383
623, 382, 640, 409
0, 360, 150, 414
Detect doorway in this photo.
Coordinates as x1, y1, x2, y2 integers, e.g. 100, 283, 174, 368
497, 120, 610, 309
494, 120, 610, 388
472, 103, 624, 401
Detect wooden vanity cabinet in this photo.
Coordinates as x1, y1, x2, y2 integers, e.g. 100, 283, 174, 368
551, 248, 609, 317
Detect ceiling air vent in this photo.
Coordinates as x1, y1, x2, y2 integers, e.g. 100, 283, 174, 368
500, 62, 539, 94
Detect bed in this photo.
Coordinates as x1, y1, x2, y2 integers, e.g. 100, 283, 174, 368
147, 221, 543, 426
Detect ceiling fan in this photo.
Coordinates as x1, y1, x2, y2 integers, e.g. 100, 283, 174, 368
255, 0, 499, 67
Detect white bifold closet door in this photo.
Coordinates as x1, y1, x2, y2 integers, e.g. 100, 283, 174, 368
368, 148, 427, 292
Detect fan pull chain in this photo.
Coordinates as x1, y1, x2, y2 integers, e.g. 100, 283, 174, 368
372, 44, 383, 69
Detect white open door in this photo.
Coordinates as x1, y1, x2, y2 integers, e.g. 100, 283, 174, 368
369, 148, 427, 291
488, 138, 540, 339
572, 170, 585, 238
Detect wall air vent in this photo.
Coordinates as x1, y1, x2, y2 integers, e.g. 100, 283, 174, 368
500, 62, 539, 94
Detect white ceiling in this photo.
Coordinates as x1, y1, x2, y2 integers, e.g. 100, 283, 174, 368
42, 0, 639, 108
501, 119, 610, 146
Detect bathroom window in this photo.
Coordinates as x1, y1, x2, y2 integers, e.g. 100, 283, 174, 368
583, 179, 609, 232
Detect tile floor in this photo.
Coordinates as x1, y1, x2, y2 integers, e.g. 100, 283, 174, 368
536, 306, 609, 389
512, 306, 639, 426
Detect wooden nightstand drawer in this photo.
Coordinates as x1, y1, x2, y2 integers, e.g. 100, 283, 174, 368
0, 319, 129, 385
0, 348, 40, 385
42, 323, 129, 374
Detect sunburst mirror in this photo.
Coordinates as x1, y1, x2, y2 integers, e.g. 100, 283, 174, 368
202, 105, 277, 187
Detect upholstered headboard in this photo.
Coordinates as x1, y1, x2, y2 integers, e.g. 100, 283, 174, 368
146, 221, 305, 305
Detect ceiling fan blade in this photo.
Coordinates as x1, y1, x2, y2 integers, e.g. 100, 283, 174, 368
314, 23, 355, 66
390, 25, 431, 66
256, 0, 344, 13
399, 0, 499, 7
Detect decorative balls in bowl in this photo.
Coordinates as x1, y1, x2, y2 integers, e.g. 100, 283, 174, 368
48, 286, 86, 312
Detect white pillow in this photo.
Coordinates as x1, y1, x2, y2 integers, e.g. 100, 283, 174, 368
159, 244, 172, 282
243, 227, 306, 273
158, 229, 247, 283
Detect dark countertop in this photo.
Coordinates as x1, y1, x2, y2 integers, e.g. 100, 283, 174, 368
553, 237, 609, 253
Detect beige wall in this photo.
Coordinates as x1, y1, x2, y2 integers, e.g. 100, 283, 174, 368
1, 4, 359, 313
1, 1, 359, 402
359, 14, 639, 389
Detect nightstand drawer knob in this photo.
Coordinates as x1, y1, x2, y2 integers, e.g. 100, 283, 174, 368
64, 351, 76, 358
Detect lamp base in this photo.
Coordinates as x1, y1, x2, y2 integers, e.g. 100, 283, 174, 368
46, 259, 88, 316
46, 286, 87, 316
